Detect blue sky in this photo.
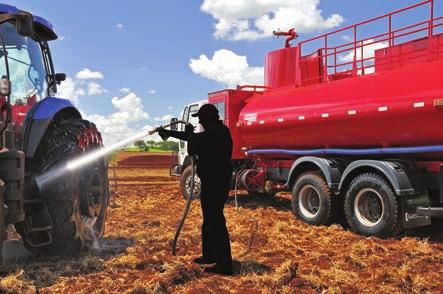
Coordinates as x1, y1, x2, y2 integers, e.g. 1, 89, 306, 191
4, 0, 441, 143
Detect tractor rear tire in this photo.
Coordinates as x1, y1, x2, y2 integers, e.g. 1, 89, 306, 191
291, 172, 335, 225
21, 118, 109, 256
180, 165, 201, 200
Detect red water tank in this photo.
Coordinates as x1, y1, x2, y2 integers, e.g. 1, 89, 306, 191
238, 56, 443, 156
265, 47, 298, 88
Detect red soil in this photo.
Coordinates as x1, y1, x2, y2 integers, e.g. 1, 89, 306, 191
117, 152, 172, 167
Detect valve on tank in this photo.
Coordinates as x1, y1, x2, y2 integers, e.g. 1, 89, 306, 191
273, 28, 299, 48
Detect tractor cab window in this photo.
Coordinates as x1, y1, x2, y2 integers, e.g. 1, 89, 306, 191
0, 22, 47, 107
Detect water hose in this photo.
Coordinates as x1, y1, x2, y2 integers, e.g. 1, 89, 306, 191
171, 154, 196, 255
150, 120, 196, 256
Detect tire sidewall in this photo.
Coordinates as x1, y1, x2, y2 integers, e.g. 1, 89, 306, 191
292, 173, 332, 225
78, 156, 109, 240
180, 165, 201, 200
345, 174, 399, 237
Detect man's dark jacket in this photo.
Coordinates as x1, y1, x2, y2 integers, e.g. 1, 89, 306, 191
168, 120, 233, 179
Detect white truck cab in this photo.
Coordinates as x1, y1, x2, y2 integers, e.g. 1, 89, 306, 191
170, 99, 227, 199
170, 100, 206, 199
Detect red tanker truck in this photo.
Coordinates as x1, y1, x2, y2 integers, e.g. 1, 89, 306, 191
171, 0, 443, 237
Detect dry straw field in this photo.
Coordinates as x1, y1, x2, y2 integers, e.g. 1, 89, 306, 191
0, 153, 442, 293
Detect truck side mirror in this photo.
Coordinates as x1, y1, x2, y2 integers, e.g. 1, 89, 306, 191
170, 118, 178, 131
16, 12, 34, 37
55, 73, 66, 84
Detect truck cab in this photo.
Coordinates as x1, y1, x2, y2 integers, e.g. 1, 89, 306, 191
170, 99, 230, 199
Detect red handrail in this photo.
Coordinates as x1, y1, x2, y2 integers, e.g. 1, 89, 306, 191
294, 0, 440, 84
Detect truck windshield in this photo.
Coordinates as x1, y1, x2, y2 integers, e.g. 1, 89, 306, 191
0, 22, 47, 105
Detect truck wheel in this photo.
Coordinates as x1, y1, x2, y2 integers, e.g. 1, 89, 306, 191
344, 173, 401, 238
22, 118, 109, 256
180, 165, 200, 200
291, 172, 334, 225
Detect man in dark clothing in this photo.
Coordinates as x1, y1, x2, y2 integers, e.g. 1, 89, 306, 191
158, 103, 233, 276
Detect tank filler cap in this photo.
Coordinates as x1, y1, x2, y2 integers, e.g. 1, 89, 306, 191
273, 28, 299, 48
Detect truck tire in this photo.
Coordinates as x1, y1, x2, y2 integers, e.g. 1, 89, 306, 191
344, 173, 401, 238
22, 118, 109, 256
291, 172, 335, 225
180, 165, 200, 200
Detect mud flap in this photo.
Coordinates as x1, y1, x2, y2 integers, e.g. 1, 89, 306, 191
401, 192, 432, 229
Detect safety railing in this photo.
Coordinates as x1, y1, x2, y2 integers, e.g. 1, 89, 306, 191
297, 0, 442, 85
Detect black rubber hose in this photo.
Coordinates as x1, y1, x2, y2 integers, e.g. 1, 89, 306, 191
171, 155, 196, 255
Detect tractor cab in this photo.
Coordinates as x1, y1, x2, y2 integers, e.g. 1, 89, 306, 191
0, 5, 63, 138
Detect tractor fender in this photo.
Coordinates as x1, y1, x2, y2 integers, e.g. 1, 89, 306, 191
285, 156, 343, 193
338, 160, 426, 197
22, 97, 81, 158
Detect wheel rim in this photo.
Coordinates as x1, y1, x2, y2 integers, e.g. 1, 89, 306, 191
298, 184, 321, 219
80, 168, 104, 219
354, 188, 385, 227
185, 174, 201, 197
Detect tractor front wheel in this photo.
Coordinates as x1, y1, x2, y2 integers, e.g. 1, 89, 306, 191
21, 118, 109, 256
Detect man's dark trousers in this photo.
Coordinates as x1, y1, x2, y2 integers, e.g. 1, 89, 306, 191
200, 177, 232, 269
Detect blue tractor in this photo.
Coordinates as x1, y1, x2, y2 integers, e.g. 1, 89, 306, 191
0, 4, 109, 260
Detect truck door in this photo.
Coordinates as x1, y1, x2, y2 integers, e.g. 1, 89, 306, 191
178, 104, 200, 165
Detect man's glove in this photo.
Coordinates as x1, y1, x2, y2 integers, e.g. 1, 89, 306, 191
185, 123, 195, 135
157, 127, 170, 141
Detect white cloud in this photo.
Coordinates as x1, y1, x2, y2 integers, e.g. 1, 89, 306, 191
75, 68, 104, 80
116, 23, 124, 30
57, 77, 85, 104
154, 114, 173, 122
189, 49, 263, 87
201, 0, 344, 41
148, 89, 157, 95
119, 87, 131, 94
82, 92, 152, 145
338, 39, 388, 74
341, 34, 352, 42
87, 81, 107, 95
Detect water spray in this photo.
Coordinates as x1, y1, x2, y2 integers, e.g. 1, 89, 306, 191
33, 119, 196, 256
34, 120, 189, 190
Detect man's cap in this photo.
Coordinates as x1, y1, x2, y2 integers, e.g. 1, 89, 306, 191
191, 103, 219, 117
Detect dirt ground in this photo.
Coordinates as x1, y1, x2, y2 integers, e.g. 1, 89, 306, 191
0, 153, 442, 293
